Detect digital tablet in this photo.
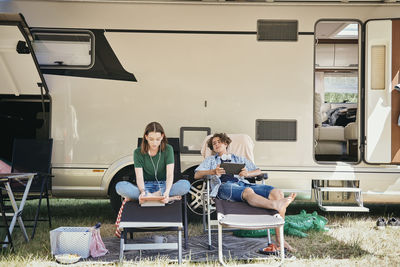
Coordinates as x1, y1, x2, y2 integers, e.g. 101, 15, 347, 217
139, 195, 165, 207
140, 195, 164, 201
220, 162, 245, 175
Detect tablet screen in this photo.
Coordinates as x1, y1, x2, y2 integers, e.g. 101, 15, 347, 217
220, 162, 245, 175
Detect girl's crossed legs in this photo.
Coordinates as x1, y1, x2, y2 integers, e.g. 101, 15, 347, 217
116, 180, 190, 200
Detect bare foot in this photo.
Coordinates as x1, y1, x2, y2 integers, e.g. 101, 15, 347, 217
169, 195, 182, 201
273, 193, 296, 213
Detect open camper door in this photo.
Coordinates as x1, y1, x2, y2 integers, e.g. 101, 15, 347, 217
364, 19, 400, 164
0, 13, 47, 96
0, 13, 50, 166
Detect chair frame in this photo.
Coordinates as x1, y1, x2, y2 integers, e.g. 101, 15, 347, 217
202, 174, 272, 245
119, 196, 187, 263
197, 134, 285, 264
118, 137, 188, 263
215, 198, 285, 265
8, 138, 53, 239
202, 176, 285, 265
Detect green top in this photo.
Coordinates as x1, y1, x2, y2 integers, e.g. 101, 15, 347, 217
133, 144, 174, 181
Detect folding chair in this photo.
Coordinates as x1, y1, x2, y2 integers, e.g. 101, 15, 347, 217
118, 138, 188, 263
7, 138, 53, 239
198, 134, 285, 265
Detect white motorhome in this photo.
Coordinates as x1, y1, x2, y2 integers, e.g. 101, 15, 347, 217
1, 0, 400, 217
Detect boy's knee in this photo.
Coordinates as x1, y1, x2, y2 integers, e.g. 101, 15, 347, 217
242, 187, 255, 200
269, 189, 283, 200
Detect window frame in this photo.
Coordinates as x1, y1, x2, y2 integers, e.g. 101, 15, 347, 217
31, 29, 95, 70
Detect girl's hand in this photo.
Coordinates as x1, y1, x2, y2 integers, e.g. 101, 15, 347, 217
138, 190, 146, 204
239, 168, 249, 177
162, 191, 170, 204
215, 164, 226, 176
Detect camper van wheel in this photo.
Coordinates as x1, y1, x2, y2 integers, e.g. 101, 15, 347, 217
184, 167, 216, 221
109, 166, 136, 215
109, 179, 123, 215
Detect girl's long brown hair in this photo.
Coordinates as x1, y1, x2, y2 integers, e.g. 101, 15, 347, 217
141, 122, 168, 154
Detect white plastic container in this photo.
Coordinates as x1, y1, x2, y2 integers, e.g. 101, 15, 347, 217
50, 227, 92, 258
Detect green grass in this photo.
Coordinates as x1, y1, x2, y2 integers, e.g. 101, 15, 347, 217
0, 199, 399, 266
324, 93, 358, 104
0, 199, 115, 260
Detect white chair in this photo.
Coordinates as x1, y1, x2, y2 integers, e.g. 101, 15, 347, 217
199, 134, 285, 265
314, 93, 346, 156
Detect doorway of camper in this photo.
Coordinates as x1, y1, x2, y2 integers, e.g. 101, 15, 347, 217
314, 20, 360, 162
0, 95, 50, 167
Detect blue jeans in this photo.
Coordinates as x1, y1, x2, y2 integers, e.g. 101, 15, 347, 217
116, 180, 190, 200
217, 181, 274, 202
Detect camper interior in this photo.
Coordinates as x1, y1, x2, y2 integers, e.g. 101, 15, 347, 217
314, 20, 360, 163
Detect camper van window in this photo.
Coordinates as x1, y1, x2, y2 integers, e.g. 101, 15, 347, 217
323, 72, 358, 103
31, 31, 94, 69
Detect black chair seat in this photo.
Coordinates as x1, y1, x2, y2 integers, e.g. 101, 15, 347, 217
215, 198, 278, 216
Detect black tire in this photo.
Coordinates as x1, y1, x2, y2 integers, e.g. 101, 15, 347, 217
183, 166, 216, 222
108, 166, 135, 215
109, 179, 122, 216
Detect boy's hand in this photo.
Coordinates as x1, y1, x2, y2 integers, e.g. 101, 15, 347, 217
215, 164, 226, 176
239, 168, 249, 177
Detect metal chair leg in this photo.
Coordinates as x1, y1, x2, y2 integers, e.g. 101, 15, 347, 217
207, 179, 212, 250
119, 230, 125, 262
218, 222, 226, 266
183, 194, 188, 250
45, 179, 52, 228
0, 192, 13, 251
31, 178, 46, 239
178, 229, 182, 264
279, 225, 285, 264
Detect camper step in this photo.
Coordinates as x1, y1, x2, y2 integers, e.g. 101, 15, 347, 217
319, 205, 369, 212
316, 187, 361, 192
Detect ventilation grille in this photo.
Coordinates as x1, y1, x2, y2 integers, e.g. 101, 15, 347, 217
256, 120, 297, 141
257, 20, 298, 41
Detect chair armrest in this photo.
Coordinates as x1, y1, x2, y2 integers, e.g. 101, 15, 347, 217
35, 172, 53, 178
255, 173, 268, 181
246, 173, 268, 183
199, 173, 268, 182
193, 175, 213, 181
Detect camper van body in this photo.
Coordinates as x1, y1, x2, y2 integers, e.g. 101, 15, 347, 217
1, 0, 400, 214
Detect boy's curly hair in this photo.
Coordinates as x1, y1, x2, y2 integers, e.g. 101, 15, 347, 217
207, 133, 232, 151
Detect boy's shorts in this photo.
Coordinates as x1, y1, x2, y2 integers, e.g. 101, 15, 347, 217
217, 181, 275, 202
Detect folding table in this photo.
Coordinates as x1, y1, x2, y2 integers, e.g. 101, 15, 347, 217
0, 173, 36, 247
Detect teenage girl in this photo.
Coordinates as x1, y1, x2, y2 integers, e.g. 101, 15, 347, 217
116, 122, 190, 203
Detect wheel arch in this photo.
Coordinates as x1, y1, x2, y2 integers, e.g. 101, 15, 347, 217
101, 155, 135, 195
